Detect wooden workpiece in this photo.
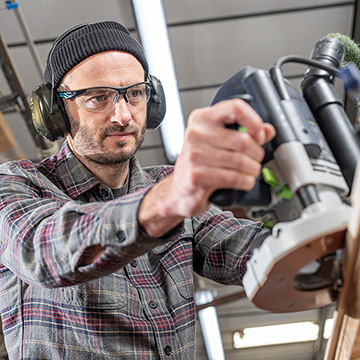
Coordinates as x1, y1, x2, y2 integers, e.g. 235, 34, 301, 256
325, 161, 360, 359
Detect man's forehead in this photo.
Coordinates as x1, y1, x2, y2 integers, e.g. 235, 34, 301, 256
60, 51, 145, 89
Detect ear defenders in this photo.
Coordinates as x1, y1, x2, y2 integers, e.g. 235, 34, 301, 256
146, 74, 166, 130
30, 22, 166, 142
31, 83, 70, 142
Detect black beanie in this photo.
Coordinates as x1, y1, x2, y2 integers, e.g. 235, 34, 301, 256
44, 21, 149, 88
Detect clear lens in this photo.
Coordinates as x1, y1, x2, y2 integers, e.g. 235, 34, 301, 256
79, 89, 116, 111
75, 83, 151, 112
126, 84, 150, 106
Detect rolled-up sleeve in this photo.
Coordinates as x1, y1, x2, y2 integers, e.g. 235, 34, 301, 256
191, 204, 270, 286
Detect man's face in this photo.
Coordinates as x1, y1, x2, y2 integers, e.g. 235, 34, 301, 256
61, 51, 147, 166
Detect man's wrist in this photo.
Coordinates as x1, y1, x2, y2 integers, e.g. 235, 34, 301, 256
138, 177, 184, 238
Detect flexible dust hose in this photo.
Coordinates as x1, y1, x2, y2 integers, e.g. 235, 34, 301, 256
302, 35, 360, 190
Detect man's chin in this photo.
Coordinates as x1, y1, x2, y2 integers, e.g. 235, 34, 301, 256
81, 144, 135, 165
86, 152, 133, 165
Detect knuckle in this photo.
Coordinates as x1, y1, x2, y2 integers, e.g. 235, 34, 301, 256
227, 172, 240, 188
227, 172, 256, 191
190, 168, 206, 187
242, 176, 256, 191
187, 147, 202, 163
257, 146, 265, 161
231, 132, 249, 151
233, 155, 246, 169
188, 107, 210, 126
185, 127, 201, 144
253, 162, 262, 176
188, 108, 200, 123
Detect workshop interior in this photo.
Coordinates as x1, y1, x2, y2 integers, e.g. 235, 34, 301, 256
0, 1, 359, 359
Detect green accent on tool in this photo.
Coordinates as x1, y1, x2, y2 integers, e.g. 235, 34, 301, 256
263, 219, 274, 230
261, 168, 293, 199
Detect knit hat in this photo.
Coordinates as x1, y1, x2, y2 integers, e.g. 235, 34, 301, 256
44, 21, 149, 88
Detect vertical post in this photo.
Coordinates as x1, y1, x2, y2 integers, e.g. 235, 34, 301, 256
6, 0, 44, 80
0, 111, 25, 162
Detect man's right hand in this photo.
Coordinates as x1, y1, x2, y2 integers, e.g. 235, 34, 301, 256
138, 99, 275, 238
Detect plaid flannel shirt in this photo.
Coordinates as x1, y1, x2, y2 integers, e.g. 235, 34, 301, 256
0, 141, 268, 359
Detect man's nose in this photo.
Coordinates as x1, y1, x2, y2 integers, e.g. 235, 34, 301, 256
110, 96, 132, 126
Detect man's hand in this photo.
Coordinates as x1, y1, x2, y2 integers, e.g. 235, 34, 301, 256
138, 99, 275, 237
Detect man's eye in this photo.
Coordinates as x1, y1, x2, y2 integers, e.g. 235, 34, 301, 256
84, 92, 111, 105
128, 90, 142, 98
91, 95, 108, 103
82, 92, 112, 110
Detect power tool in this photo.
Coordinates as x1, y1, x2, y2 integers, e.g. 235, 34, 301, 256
210, 34, 360, 312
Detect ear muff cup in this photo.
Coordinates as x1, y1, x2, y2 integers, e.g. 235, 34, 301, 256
31, 84, 69, 142
146, 74, 166, 130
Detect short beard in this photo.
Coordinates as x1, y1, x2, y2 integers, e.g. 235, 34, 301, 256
67, 114, 146, 165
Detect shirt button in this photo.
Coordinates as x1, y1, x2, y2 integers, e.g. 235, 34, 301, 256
149, 301, 158, 309
117, 231, 126, 242
101, 188, 110, 198
164, 346, 172, 356
130, 260, 138, 267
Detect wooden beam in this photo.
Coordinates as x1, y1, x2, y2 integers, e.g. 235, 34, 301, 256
325, 160, 360, 359
0, 112, 25, 160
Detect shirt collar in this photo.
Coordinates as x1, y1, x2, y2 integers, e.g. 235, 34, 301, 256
55, 141, 100, 199
55, 140, 148, 200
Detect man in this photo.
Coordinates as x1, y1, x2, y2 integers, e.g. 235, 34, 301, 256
0, 21, 274, 359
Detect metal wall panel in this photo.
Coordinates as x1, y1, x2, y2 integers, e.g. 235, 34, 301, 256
0, 0, 135, 43
162, 0, 353, 23
169, 6, 353, 89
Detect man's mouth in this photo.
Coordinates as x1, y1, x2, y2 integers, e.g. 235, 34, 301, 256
100, 124, 138, 142
105, 131, 133, 139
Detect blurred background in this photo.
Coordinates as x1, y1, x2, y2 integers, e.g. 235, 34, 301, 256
0, 1, 358, 359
